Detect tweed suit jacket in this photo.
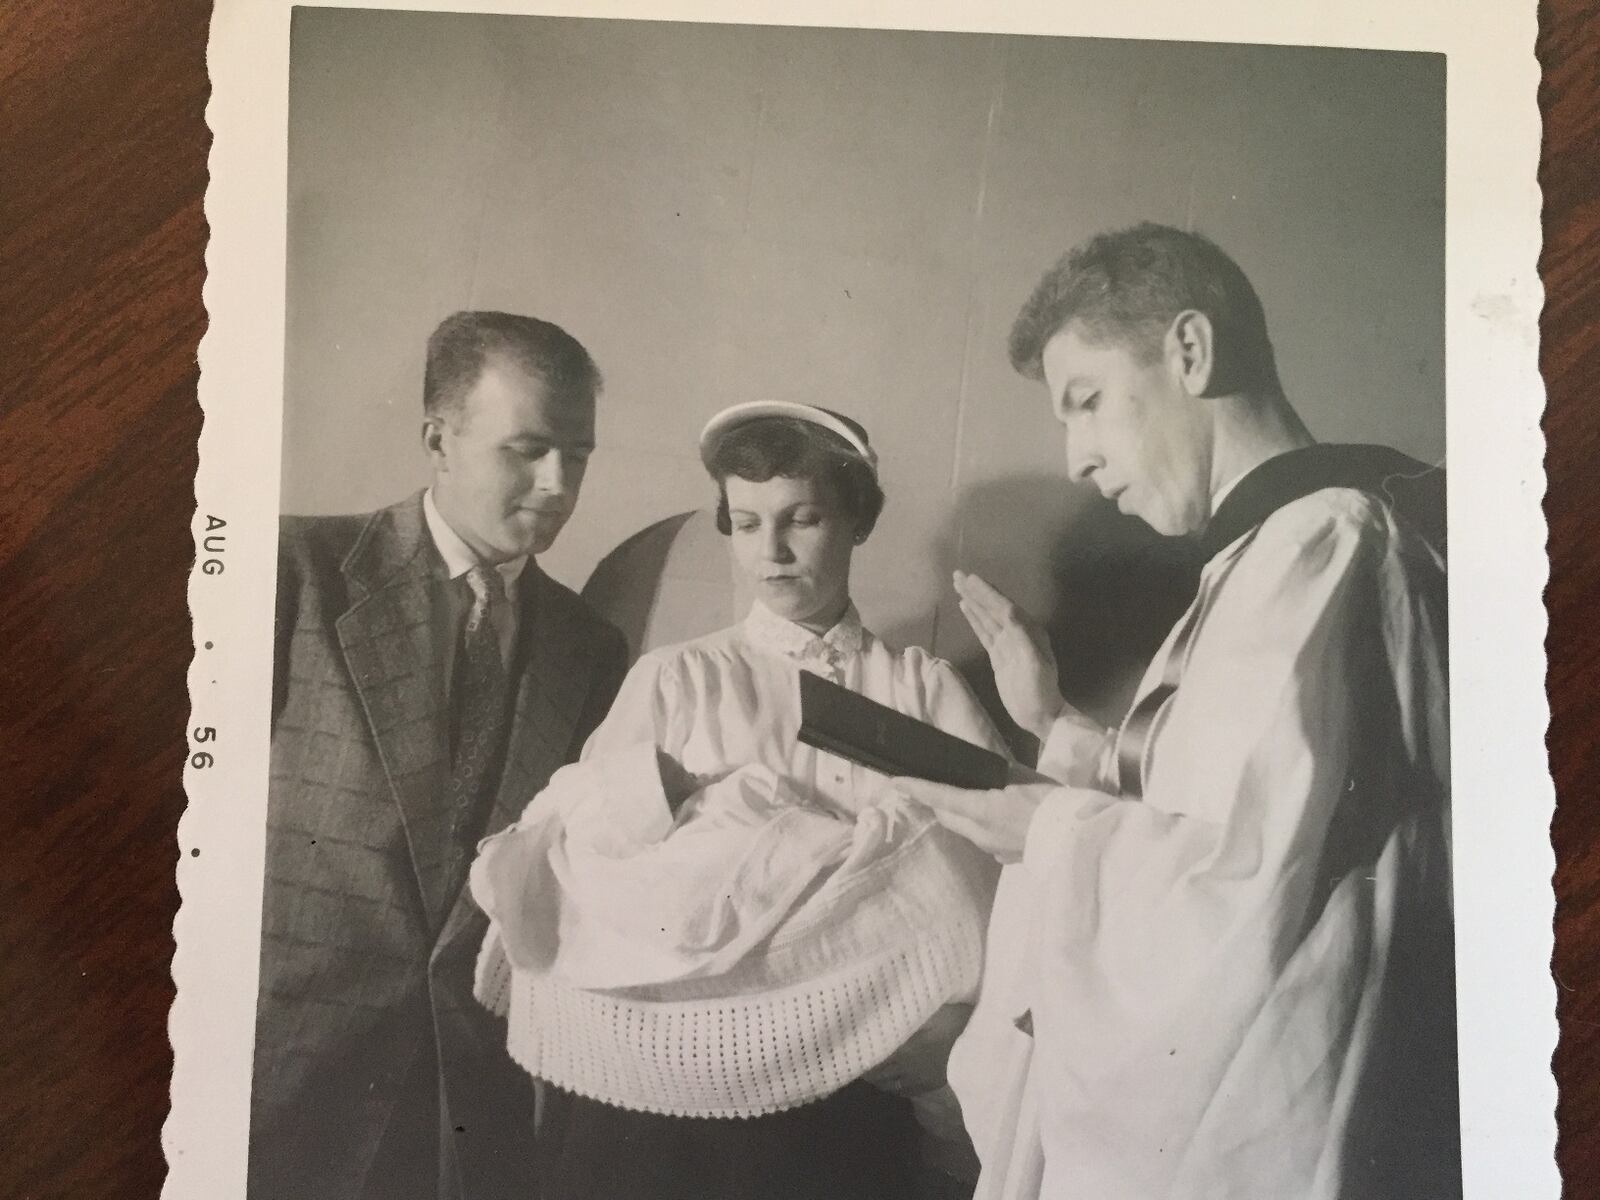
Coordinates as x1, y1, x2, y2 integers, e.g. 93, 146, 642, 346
248, 492, 628, 1200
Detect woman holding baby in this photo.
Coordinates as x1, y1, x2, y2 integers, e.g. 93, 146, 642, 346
470, 402, 1009, 1199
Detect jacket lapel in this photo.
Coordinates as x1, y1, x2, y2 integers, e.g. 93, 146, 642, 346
335, 492, 457, 930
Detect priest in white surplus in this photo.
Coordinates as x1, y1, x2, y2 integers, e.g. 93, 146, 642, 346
894, 223, 1459, 1200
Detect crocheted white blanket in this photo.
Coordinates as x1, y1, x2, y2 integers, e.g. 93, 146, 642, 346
470, 747, 990, 1118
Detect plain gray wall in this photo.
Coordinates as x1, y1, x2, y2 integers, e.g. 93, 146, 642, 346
282, 11, 1443, 720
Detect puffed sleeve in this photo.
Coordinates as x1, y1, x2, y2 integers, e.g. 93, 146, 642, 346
1003, 497, 1435, 1196
475, 652, 691, 1007
577, 648, 691, 763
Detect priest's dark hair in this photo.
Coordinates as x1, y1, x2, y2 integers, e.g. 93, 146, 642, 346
423, 310, 602, 420
707, 415, 885, 539
1008, 223, 1283, 398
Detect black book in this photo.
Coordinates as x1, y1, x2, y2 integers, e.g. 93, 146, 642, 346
796, 669, 1011, 790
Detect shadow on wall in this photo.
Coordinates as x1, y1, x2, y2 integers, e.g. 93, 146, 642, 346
898, 472, 1203, 758
581, 473, 1202, 761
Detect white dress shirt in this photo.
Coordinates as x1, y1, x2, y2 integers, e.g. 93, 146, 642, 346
423, 488, 526, 675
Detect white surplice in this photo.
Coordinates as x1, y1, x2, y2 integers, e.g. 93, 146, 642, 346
950, 487, 1456, 1200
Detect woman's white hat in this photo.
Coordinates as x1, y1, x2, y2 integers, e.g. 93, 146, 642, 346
698, 400, 878, 475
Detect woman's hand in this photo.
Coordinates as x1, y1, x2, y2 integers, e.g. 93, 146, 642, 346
862, 1003, 973, 1097
953, 570, 1065, 742
892, 777, 1054, 864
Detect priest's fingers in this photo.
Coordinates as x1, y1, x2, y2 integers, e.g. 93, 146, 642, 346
896, 778, 1050, 863
954, 571, 1023, 628
959, 573, 1051, 658
957, 597, 1001, 651
891, 776, 990, 820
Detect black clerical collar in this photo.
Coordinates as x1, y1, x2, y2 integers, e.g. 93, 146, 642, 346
1199, 443, 1445, 560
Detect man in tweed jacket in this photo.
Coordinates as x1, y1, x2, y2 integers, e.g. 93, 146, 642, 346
249, 312, 628, 1199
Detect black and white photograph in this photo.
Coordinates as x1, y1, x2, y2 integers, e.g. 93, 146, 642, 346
173, 3, 1554, 1198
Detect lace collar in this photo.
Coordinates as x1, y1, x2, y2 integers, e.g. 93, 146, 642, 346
743, 601, 867, 664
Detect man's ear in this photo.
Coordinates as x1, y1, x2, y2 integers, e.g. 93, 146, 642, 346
421, 413, 449, 469
1167, 310, 1216, 398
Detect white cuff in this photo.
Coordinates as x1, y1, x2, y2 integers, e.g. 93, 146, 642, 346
1037, 712, 1112, 786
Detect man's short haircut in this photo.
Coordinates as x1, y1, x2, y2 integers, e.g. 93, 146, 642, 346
423, 310, 602, 420
706, 416, 886, 539
1008, 223, 1282, 397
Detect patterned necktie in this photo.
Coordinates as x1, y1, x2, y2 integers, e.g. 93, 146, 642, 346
446, 564, 513, 891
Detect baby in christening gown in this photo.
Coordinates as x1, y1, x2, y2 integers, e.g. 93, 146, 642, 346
470, 599, 1006, 1138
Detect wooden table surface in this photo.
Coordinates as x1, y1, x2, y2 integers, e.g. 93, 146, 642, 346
1, 1, 1593, 1195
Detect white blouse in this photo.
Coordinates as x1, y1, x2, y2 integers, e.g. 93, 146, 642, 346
586, 600, 1010, 816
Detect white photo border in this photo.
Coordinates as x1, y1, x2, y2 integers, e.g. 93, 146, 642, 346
175, 1, 1552, 1195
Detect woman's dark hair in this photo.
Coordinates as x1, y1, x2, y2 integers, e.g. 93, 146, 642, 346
707, 415, 885, 538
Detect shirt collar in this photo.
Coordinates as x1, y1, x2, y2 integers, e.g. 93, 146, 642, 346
743, 600, 866, 663
423, 488, 528, 591
1207, 440, 1322, 529
1211, 469, 1248, 513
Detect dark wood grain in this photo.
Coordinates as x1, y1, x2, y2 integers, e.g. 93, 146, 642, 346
0, 1, 208, 1196
1541, 0, 1600, 1192
0, 1, 1592, 1195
